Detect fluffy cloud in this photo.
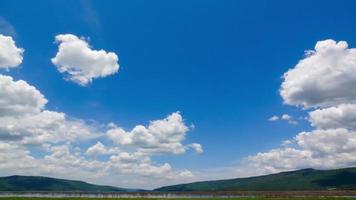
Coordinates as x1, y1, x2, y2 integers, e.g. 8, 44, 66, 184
281, 39, 356, 108
295, 129, 356, 156
248, 128, 356, 173
188, 143, 203, 154
309, 104, 356, 130
51, 34, 119, 86
268, 115, 279, 121
0, 34, 24, 69
268, 113, 297, 124
0, 75, 47, 116
0, 74, 201, 188
247, 39, 356, 175
0, 140, 196, 188
0, 110, 96, 144
0, 75, 95, 144
281, 114, 291, 120
85, 142, 120, 156
107, 112, 202, 155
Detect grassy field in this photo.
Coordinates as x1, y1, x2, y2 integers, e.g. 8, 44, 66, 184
1, 198, 356, 200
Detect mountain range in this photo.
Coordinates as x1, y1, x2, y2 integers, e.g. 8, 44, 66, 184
0, 175, 130, 192
2, 167, 356, 192
155, 167, 356, 191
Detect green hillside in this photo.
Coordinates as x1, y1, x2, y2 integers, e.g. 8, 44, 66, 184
155, 167, 356, 191
0, 175, 129, 192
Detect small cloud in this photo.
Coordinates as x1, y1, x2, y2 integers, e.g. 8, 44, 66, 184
0, 34, 24, 69
268, 115, 279, 121
281, 114, 292, 120
188, 143, 203, 154
282, 140, 293, 147
268, 114, 298, 125
107, 122, 117, 128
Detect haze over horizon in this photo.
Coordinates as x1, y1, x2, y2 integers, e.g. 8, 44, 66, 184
1, 0, 356, 190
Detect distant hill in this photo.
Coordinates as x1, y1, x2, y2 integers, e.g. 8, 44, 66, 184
0, 175, 131, 192
155, 167, 356, 191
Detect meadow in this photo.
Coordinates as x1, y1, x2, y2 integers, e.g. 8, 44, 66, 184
1, 198, 356, 200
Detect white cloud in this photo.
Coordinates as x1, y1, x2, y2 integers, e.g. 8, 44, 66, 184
0, 75, 47, 116
188, 143, 204, 154
281, 39, 356, 108
85, 142, 120, 156
0, 141, 196, 189
0, 74, 201, 188
246, 39, 356, 175
0, 34, 24, 69
0, 75, 95, 144
248, 128, 356, 174
309, 104, 356, 130
107, 112, 199, 155
51, 34, 119, 86
268, 113, 297, 124
268, 115, 279, 121
0, 110, 96, 144
281, 114, 291, 120
86, 142, 109, 156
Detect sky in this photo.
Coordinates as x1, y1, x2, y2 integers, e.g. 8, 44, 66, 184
1, 0, 356, 189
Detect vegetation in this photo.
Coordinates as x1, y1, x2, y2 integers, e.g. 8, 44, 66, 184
1, 198, 356, 200
3, 167, 356, 193
0, 176, 128, 192
155, 167, 356, 191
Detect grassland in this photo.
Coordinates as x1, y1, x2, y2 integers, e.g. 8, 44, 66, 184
156, 168, 356, 191
1, 198, 356, 200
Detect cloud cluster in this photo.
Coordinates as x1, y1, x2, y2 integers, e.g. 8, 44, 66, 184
249, 39, 356, 174
0, 75, 47, 116
281, 40, 356, 108
0, 74, 201, 188
51, 34, 119, 86
0, 34, 201, 188
107, 112, 202, 155
268, 114, 297, 124
0, 74, 96, 144
309, 104, 356, 130
248, 128, 356, 173
0, 34, 23, 69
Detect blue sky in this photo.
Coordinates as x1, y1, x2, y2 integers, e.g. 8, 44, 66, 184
2, 0, 356, 189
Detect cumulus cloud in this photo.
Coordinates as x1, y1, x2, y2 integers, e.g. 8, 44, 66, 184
0, 34, 24, 69
0, 140, 196, 188
0, 75, 47, 116
281, 39, 356, 108
0, 75, 95, 144
309, 104, 356, 130
0, 74, 200, 188
85, 142, 120, 156
248, 128, 356, 173
247, 39, 356, 175
51, 34, 119, 86
0, 110, 96, 144
107, 112, 202, 155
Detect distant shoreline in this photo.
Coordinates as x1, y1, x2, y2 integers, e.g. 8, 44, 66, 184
2, 191, 356, 198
